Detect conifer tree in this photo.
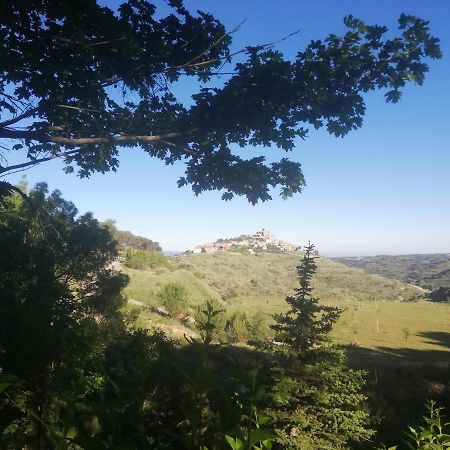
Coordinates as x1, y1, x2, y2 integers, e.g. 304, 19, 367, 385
272, 242, 341, 354
268, 243, 373, 448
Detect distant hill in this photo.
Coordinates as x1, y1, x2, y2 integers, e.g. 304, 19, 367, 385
103, 220, 162, 253
189, 228, 298, 254
332, 254, 450, 289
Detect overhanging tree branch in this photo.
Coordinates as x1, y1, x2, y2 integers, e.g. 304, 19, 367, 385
0, 108, 38, 128
0, 129, 190, 146
0, 149, 82, 176
0, 2, 442, 203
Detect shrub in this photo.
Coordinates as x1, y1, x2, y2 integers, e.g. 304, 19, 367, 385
124, 249, 171, 270
193, 300, 226, 344
248, 312, 271, 341
428, 287, 450, 303
379, 401, 450, 449
226, 311, 251, 343
156, 282, 188, 317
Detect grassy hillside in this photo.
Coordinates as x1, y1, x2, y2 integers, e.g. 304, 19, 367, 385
333, 253, 450, 289
124, 251, 425, 311
120, 251, 450, 354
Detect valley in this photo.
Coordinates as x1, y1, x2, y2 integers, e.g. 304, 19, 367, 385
333, 253, 450, 290
121, 251, 449, 355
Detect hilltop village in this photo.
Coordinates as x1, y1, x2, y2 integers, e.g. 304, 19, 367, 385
189, 228, 299, 254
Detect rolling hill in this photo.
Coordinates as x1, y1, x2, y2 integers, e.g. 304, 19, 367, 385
119, 251, 450, 354
332, 253, 450, 289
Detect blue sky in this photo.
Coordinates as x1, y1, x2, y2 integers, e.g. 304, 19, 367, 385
7, 1, 450, 255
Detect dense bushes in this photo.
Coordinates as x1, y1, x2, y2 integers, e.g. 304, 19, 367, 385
0, 184, 129, 448
124, 248, 171, 270
156, 282, 188, 317
104, 219, 162, 252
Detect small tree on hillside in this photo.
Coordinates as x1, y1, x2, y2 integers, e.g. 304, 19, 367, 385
272, 242, 341, 353
156, 282, 188, 317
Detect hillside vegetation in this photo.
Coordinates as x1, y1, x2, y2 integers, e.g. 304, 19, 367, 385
104, 219, 162, 252
333, 253, 450, 289
119, 251, 450, 353
125, 251, 424, 307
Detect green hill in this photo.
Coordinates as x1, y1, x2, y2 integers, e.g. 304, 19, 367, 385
119, 251, 450, 354
103, 219, 162, 252
332, 253, 450, 289
124, 251, 425, 310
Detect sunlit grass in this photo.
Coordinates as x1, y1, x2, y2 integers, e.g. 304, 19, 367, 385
121, 252, 450, 356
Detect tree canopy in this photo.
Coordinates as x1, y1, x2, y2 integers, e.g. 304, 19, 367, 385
0, 1, 441, 203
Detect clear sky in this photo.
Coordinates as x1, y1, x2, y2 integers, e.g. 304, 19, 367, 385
7, 0, 450, 256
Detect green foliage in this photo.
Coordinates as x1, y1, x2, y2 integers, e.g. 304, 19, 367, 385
226, 311, 251, 343
0, 3, 442, 202
194, 300, 226, 345
268, 350, 373, 449
224, 369, 277, 450
124, 248, 171, 270
266, 243, 373, 448
193, 303, 270, 345
156, 282, 188, 317
404, 401, 450, 450
104, 219, 162, 252
248, 312, 271, 342
0, 183, 129, 448
379, 401, 450, 450
272, 243, 341, 353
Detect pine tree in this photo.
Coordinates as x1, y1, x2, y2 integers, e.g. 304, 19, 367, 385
272, 242, 341, 354
268, 243, 374, 448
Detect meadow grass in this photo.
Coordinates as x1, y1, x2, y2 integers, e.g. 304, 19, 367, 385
122, 252, 449, 356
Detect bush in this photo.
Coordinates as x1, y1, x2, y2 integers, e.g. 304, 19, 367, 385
226, 311, 251, 343
124, 249, 171, 270
194, 300, 226, 344
156, 282, 188, 317
428, 287, 450, 303
379, 401, 450, 449
248, 312, 271, 341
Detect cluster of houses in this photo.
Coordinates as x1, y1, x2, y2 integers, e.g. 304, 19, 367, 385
189, 228, 299, 254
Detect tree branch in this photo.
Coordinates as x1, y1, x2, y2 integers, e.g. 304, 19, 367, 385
0, 149, 81, 176
0, 128, 190, 146
0, 129, 197, 177
0, 108, 38, 128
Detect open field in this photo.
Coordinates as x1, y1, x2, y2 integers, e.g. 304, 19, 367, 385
122, 252, 450, 355
332, 300, 450, 356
